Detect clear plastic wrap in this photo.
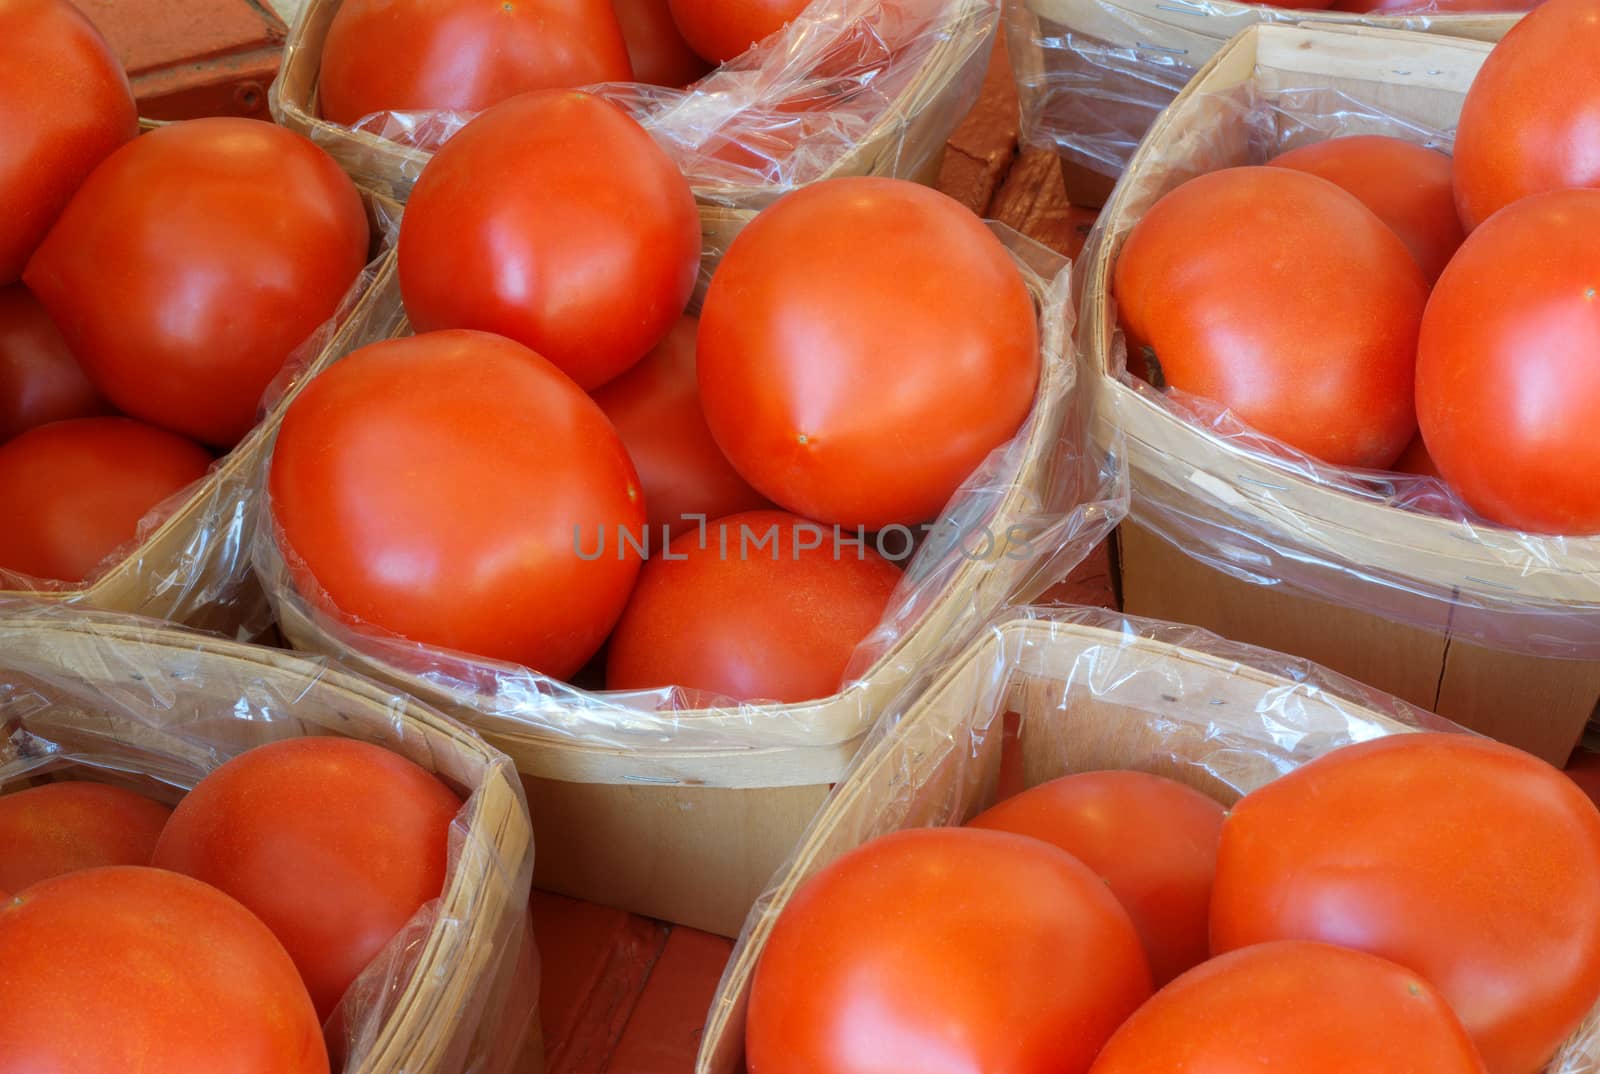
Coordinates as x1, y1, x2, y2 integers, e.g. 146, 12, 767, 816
0, 195, 404, 640
695, 604, 1600, 1074
1073, 23, 1600, 659
248, 208, 1125, 780
271, 0, 999, 206
1005, 0, 1522, 180
0, 598, 538, 1074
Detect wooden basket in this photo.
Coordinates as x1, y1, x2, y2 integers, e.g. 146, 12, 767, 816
0, 605, 540, 1074
1076, 23, 1600, 765
270, 0, 998, 205
696, 609, 1600, 1074
258, 206, 1116, 938
1007, 0, 1520, 189
0, 189, 406, 638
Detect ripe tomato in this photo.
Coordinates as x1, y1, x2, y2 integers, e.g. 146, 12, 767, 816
399, 90, 700, 391
1114, 167, 1427, 469
1211, 733, 1600, 1074
153, 738, 460, 1021
319, 0, 633, 126
24, 118, 370, 448
0, 781, 171, 893
1454, 0, 1600, 231
666, 0, 808, 63
1088, 941, 1487, 1074
1416, 189, 1600, 533
0, 282, 107, 443
0, 0, 136, 283
613, 0, 712, 85
1393, 433, 1441, 478
269, 330, 645, 679
591, 316, 770, 540
605, 510, 901, 702
747, 827, 1152, 1074
0, 417, 212, 584
699, 177, 1038, 529
0, 867, 328, 1073
967, 771, 1226, 986
1268, 136, 1464, 284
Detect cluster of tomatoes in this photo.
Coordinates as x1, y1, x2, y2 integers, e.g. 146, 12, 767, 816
747, 731, 1600, 1074
269, 83, 1042, 704
0, 0, 370, 586
0, 738, 463, 1072
317, 0, 784, 118
1115, 0, 1600, 535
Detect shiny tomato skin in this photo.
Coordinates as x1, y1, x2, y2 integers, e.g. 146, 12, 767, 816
0, 781, 171, 893
698, 177, 1039, 530
0, 282, 107, 443
1268, 136, 1465, 284
590, 316, 770, 540
399, 90, 700, 391
968, 771, 1226, 986
23, 118, 370, 448
0, 866, 328, 1074
605, 509, 901, 702
319, 0, 632, 125
1211, 732, 1600, 1074
0, 0, 137, 283
269, 330, 645, 679
1454, 0, 1600, 231
0, 417, 212, 584
152, 738, 461, 1022
1114, 166, 1427, 469
666, 0, 808, 63
613, 0, 712, 85
1088, 941, 1487, 1074
748, 827, 1152, 1074
1416, 189, 1600, 533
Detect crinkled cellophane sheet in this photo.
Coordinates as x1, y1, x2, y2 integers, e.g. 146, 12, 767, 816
1006, 0, 1521, 181
697, 605, 1600, 1074
0, 600, 539, 1074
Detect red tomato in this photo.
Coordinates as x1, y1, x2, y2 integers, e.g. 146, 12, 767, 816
967, 771, 1226, 986
24, 118, 370, 448
747, 827, 1152, 1074
318, 0, 633, 126
1393, 433, 1442, 478
0, 282, 107, 443
605, 510, 901, 702
1114, 167, 1426, 469
613, 0, 712, 85
1088, 941, 1487, 1074
1268, 136, 1465, 284
153, 738, 461, 1021
1211, 733, 1600, 1074
1416, 189, 1600, 533
0, 0, 136, 283
698, 177, 1038, 529
1454, 0, 1600, 230
399, 90, 700, 391
269, 330, 645, 679
0, 417, 212, 584
666, 0, 808, 63
0, 781, 171, 893
591, 316, 770, 540
0, 866, 328, 1073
